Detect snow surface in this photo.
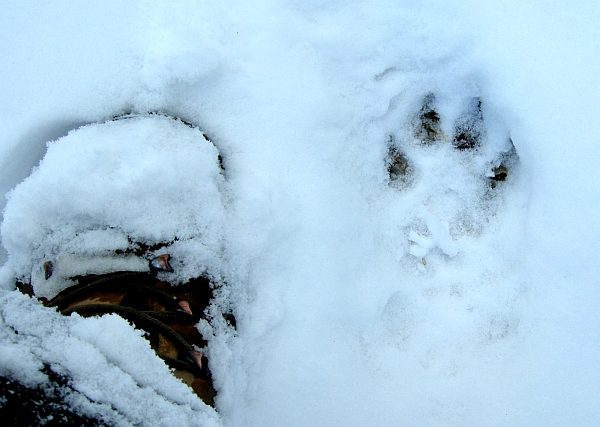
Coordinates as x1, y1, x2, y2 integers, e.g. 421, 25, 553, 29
2, 115, 226, 298
1, 1, 600, 426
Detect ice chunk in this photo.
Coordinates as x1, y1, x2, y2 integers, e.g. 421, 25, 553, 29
426, 212, 458, 258
408, 214, 457, 259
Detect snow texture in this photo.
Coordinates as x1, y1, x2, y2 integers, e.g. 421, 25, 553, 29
2, 115, 225, 298
1, 1, 600, 426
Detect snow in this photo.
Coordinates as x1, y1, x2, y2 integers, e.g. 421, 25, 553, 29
0, 290, 222, 427
1, 115, 225, 298
1, 1, 600, 426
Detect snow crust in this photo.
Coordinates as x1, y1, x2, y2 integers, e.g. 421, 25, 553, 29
1, 0, 600, 426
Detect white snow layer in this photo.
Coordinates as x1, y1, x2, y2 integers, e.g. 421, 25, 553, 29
1, 115, 225, 298
1, 1, 600, 426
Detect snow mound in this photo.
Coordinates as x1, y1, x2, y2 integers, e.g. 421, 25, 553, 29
1, 115, 225, 297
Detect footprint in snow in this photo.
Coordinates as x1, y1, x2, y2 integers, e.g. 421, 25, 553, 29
384, 92, 520, 265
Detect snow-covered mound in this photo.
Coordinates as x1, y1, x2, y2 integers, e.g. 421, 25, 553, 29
1, 115, 225, 298
0, 114, 231, 426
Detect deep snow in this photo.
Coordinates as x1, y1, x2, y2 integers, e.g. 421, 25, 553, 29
1, 1, 600, 426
